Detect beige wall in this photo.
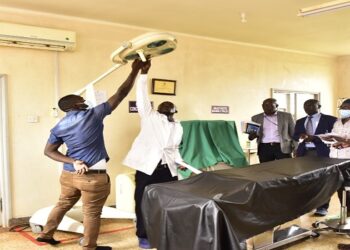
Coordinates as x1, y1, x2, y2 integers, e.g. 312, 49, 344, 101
0, 8, 339, 217
337, 56, 350, 101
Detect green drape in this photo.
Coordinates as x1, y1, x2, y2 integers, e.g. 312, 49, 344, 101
179, 120, 248, 178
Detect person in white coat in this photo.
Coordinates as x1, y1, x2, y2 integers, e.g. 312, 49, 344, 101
123, 60, 184, 249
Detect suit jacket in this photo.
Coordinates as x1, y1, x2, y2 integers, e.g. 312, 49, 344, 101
252, 111, 297, 154
293, 113, 337, 157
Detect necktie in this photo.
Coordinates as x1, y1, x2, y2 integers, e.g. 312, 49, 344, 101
305, 116, 313, 135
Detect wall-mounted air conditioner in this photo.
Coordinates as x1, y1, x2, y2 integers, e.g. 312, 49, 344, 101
0, 22, 76, 51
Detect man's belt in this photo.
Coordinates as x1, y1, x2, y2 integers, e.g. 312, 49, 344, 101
261, 142, 280, 146
305, 147, 316, 151
156, 160, 168, 170
86, 169, 107, 174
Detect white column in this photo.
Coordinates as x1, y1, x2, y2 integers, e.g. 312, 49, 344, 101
0, 74, 11, 227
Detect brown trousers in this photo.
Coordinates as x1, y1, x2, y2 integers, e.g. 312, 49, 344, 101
40, 170, 110, 250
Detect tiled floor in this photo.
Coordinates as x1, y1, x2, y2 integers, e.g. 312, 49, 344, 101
0, 219, 141, 250
247, 194, 350, 250
1, 194, 350, 249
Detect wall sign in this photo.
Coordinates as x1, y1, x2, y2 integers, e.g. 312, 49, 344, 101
211, 105, 229, 114
129, 101, 153, 113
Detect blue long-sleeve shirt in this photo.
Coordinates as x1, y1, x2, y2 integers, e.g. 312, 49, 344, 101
48, 102, 112, 172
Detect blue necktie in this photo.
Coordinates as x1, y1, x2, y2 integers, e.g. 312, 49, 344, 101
305, 116, 313, 135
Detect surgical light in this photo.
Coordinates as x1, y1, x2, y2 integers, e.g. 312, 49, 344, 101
298, 0, 350, 17
75, 32, 177, 106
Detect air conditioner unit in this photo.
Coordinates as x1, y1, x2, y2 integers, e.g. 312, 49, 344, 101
0, 22, 76, 51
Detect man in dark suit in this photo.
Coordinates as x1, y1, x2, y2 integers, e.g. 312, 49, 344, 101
293, 99, 337, 216
249, 98, 297, 163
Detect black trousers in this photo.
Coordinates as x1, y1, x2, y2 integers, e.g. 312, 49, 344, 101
134, 163, 177, 238
304, 149, 330, 210
258, 143, 291, 163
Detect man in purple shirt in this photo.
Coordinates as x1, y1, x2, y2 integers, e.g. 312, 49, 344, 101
36, 59, 148, 250
249, 98, 297, 163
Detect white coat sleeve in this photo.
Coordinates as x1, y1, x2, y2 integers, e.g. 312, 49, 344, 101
136, 74, 152, 118
174, 125, 185, 164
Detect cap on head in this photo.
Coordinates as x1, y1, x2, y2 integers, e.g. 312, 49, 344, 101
342, 99, 350, 105
58, 94, 83, 112
157, 101, 177, 115
340, 98, 350, 110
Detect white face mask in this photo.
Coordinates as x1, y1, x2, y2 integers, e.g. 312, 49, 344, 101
339, 109, 350, 119
170, 106, 177, 114
84, 100, 94, 109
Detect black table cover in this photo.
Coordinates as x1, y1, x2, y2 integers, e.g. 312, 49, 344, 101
142, 157, 350, 250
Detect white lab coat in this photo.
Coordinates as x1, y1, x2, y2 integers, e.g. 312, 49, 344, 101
123, 74, 184, 176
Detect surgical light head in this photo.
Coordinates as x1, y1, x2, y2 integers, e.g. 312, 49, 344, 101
110, 32, 177, 64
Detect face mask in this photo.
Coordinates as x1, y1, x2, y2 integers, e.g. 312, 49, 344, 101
84, 100, 94, 109
170, 106, 177, 114
339, 109, 350, 119
76, 100, 93, 110
158, 105, 177, 115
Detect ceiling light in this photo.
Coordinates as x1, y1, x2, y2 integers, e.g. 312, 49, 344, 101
298, 0, 350, 17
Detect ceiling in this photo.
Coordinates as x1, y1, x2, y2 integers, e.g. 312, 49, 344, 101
0, 0, 350, 56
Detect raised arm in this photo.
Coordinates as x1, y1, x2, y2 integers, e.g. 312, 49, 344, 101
136, 60, 152, 117
107, 59, 145, 111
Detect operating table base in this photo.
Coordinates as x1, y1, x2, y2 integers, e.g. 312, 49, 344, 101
313, 218, 350, 234
313, 189, 350, 234
253, 225, 318, 250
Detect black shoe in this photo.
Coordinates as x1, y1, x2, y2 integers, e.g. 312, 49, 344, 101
338, 243, 350, 250
96, 246, 112, 250
36, 237, 61, 245
314, 208, 328, 216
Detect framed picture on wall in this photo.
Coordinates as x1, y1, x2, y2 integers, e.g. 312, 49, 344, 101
152, 78, 176, 95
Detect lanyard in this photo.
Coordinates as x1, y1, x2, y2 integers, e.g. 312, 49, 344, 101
264, 116, 278, 126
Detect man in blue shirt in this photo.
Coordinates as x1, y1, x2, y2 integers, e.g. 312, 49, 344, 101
36, 59, 148, 250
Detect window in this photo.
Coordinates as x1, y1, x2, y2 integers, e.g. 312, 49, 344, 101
271, 89, 320, 120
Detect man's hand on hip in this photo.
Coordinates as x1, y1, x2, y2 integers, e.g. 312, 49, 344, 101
73, 160, 89, 175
